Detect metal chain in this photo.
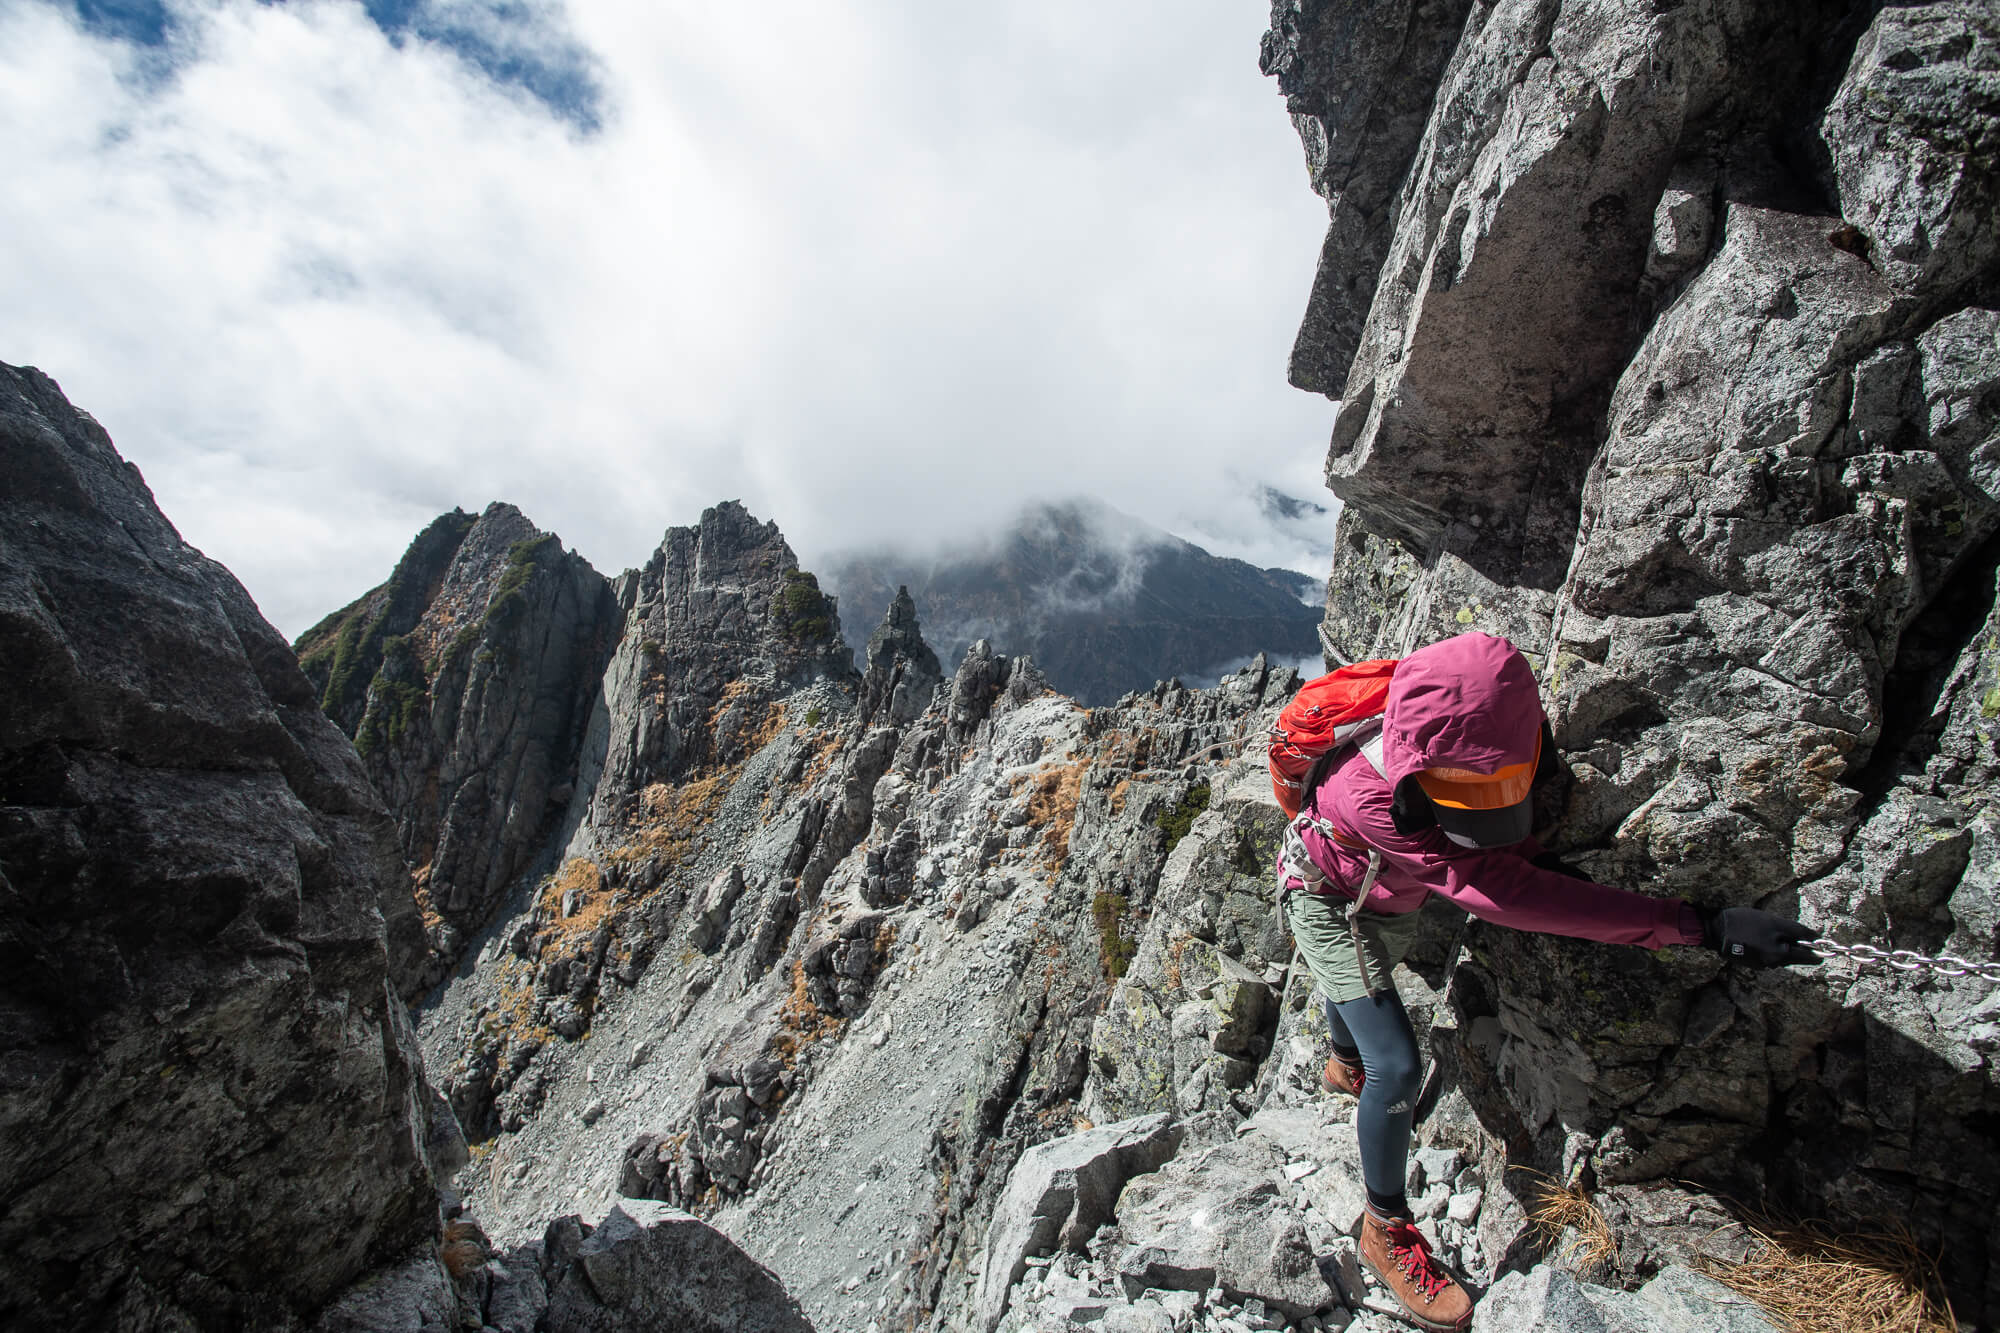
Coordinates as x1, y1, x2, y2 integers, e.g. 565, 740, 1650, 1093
1806, 937, 2000, 983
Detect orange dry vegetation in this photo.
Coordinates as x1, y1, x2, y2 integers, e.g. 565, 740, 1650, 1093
1025, 758, 1091, 866
1108, 778, 1132, 816
1520, 1172, 1616, 1280
1099, 726, 1161, 773
487, 954, 554, 1050
1703, 1222, 1957, 1333
775, 958, 845, 1057
800, 729, 846, 787
536, 857, 614, 949
611, 772, 734, 868
411, 868, 445, 933
708, 679, 788, 756
439, 1220, 489, 1279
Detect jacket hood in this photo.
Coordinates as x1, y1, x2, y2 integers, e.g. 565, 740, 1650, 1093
1380, 632, 1544, 787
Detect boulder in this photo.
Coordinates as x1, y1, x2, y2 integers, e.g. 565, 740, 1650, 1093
1822, 1, 2000, 296
311, 1252, 458, 1333
1113, 1135, 1331, 1318
1471, 1264, 1781, 1333
974, 1113, 1184, 1332
544, 1201, 815, 1333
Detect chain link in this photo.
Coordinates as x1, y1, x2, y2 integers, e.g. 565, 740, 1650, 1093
1805, 937, 2000, 983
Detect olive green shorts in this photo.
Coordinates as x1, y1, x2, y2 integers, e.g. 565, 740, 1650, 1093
1285, 890, 1424, 1005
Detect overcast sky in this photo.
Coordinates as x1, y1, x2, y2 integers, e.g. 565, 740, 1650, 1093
5, 0, 1338, 637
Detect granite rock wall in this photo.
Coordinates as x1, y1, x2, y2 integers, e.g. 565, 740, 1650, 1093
1267, 0, 2000, 1313
0, 364, 440, 1329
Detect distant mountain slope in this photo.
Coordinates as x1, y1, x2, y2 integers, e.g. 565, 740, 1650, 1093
820, 498, 1323, 704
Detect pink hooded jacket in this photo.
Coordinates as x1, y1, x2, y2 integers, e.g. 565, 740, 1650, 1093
1286, 633, 1701, 950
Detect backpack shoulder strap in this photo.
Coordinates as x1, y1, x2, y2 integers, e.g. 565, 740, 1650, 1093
1354, 720, 1387, 779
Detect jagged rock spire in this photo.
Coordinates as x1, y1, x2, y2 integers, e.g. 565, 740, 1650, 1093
860, 586, 942, 726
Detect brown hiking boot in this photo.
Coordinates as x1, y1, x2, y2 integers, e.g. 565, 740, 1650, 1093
1322, 1052, 1365, 1097
1359, 1210, 1473, 1332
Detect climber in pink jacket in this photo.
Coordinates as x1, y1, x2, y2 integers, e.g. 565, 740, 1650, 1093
1278, 632, 1814, 1332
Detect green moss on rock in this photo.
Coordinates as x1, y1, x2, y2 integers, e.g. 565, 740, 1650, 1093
1156, 782, 1211, 855
1092, 890, 1137, 979
486, 533, 559, 630
771, 568, 835, 644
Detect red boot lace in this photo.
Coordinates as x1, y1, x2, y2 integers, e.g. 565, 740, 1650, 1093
1386, 1221, 1451, 1303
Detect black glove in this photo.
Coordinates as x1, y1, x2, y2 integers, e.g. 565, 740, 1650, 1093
1704, 907, 1819, 968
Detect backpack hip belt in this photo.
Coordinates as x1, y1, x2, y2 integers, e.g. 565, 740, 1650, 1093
1280, 809, 1385, 1000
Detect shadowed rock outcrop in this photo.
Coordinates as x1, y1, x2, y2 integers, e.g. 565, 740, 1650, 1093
0, 363, 438, 1329
544, 1201, 816, 1333
1267, 0, 2000, 1314
296, 502, 621, 974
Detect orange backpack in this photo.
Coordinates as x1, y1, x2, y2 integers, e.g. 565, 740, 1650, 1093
1267, 658, 1399, 817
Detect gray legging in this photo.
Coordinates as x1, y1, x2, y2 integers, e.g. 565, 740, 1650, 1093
1324, 990, 1423, 1207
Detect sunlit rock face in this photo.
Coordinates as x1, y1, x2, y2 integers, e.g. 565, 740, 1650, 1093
0, 364, 438, 1330
1267, 0, 2000, 1314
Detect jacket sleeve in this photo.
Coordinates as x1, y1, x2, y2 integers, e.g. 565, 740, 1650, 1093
1336, 768, 1700, 949
1414, 836, 1695, 948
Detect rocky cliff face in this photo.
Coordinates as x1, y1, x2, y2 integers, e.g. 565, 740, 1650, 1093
823, 499, 1323, 705
1268, 0, 2000, 1313
0, 364, 441, 1329
1, 368, 826, 1332
297, 502, 621, 979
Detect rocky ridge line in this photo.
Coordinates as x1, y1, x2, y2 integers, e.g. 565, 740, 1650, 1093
822, 498, 1324, 706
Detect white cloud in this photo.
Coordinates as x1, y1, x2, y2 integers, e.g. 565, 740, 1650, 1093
2, 0, 1335, 636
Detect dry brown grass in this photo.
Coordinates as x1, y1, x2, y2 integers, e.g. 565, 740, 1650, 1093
750, 701, 788, 751
799, 729, 846, 787
1108, 777, 1132, 816
1099, 727, 1159, 773
1701, 1222, 1956, 1333
482, 953, 554, 1056
411, 867, 445, 933
1024, 757, 1091, 866
776, 958, 845, 1056
439, 1219, 489, 1279
706, 679, 789, 752
611, 771, 734, 868
536, 857, 611, 942
1519, 1170, 1618, 1280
